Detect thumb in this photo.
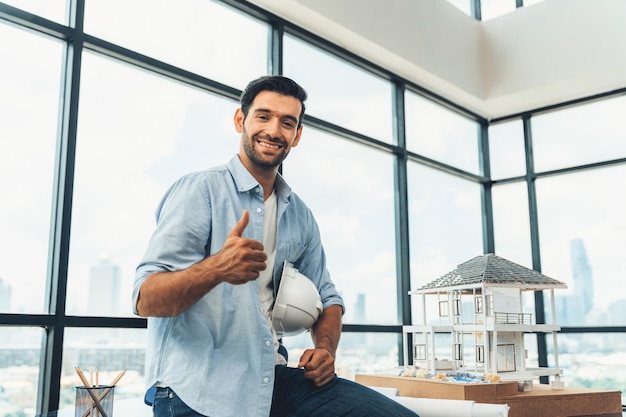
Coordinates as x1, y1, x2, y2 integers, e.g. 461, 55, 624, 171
229, 209, 249, 237
298, 349, 314, 368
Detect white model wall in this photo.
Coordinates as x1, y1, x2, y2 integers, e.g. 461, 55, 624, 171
249, 0, 626, 120
490, 287, 521, 314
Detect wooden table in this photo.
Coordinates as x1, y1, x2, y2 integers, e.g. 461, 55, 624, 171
356, 374, 623, 417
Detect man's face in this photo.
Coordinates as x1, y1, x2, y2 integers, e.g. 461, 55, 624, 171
235, 90, 303, 169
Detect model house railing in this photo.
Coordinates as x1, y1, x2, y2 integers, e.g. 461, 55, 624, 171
494, 312, 533, 324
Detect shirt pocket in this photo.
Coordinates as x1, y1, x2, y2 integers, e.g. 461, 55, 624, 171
284, 242, 306, 263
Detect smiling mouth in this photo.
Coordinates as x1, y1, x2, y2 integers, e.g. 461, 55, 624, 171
258, 140, 281, 150
259, 142, 280, 149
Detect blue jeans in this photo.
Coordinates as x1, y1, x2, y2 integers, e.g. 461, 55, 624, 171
153, 387, 199, 417
270, 365, 418, 417
153, 366, 419, 417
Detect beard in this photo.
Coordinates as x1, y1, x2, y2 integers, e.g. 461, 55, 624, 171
242, 129, 291, 168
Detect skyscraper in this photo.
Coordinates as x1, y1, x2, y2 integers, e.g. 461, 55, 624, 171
570, 238, 594, 316
555, 239, 595, 326
87, 256, 121, 316
355, 293, 366, 323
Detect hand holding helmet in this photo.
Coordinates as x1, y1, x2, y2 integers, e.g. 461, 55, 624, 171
272, 261, 323, 337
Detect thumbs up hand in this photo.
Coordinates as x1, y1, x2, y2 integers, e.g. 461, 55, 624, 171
211, 210, 267, 285
228, 209, 253, 239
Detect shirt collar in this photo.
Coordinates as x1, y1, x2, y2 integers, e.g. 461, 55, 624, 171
226, 154, 293, 201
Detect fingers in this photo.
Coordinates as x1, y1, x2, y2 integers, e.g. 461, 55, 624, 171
213, 209, 267, 285
298, 349, 314, 369
227, 209, 264, 254
312, 371, 335, 387
228, 209, 250, 238
299, 349, 336, 387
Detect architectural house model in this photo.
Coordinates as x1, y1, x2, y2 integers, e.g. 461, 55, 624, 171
402, 254, 568, 390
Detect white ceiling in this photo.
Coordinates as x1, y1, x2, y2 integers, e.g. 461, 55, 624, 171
248, 0, 626, 120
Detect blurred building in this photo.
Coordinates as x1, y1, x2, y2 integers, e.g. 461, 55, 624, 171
570, 238, 594, 315
556, 239, 594, 325
0, 278, 11, 312
88, 257, 121, 316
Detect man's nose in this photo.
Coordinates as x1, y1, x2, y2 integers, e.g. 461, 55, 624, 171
264, 118, 280, 137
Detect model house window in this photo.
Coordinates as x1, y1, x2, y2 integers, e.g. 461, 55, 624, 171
452, 298, 461, 316
474, 296, 483, 314
476, 345, 485, 363
485, 294, 494, 316
454, 343, 463, 360
439, 300, 449, 317
413, 343, 427, 361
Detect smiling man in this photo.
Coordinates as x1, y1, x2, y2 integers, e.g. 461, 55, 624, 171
132, 75, 418, 417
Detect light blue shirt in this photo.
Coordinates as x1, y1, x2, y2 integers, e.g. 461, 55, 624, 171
132, 155, 344, 417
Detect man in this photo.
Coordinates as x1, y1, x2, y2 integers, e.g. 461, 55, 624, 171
133, 75, 418, 417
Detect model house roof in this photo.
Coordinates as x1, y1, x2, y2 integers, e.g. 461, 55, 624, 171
416, 253, 568, 292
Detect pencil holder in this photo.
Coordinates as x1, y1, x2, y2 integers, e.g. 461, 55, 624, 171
74, 385, 114, 417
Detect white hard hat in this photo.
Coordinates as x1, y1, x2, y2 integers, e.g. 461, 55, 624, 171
272, 260, 324, 337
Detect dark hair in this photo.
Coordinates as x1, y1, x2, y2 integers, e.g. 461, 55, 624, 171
240, 75, 308, 127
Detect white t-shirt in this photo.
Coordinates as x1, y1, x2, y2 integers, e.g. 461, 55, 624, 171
257, 191, 287, 365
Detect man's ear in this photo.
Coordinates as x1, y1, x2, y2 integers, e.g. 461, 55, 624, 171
291, 125, 303, 148
234, 108, 244, 133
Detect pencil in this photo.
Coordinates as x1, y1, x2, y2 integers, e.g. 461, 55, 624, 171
79, 369, 127, 417
75, 367, 109, 417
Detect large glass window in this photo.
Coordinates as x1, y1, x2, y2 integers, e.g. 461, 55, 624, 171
536, 165, 626, 326
5, 0, 626, 412
59, 328, 147, 411
553, 333, 626, 404
0, 23, 63, 314
283, 128, 398, 325
407, 162, 483, 297
282, 332, 401, 380
283, 35, 394, 144
492, 182, 532, 268
67, 51, 239, 316
1, 0, 67, 24
0, 327, 44, 415
83, 0, 268, 90
489, 119, 526, 179
405, 90, 480, 174
532, 95, 626, 172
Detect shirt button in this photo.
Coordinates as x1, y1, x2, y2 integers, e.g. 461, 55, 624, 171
265, 340, 271, 347
263, 377, 270, 384
256, 207, 262, 213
